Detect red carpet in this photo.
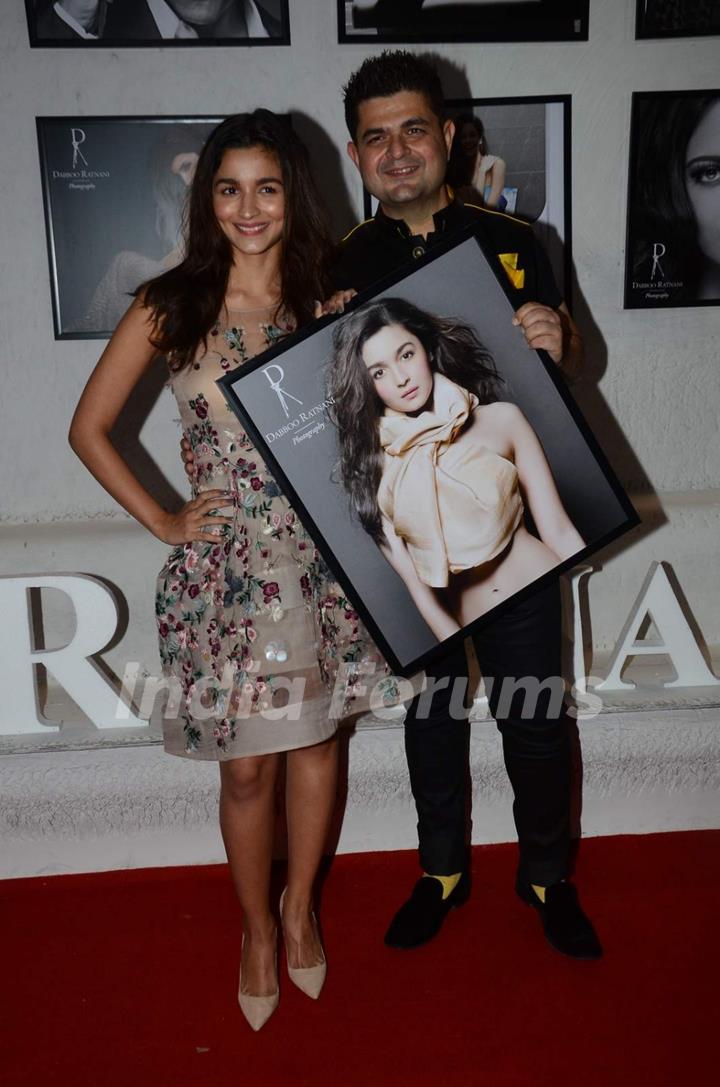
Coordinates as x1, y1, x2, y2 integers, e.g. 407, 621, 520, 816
2, 831, 717, 1087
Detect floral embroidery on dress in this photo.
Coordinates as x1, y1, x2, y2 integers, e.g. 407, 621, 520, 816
157, 310, 389, 757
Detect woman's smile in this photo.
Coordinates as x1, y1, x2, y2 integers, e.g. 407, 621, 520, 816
212, 146, 286, 256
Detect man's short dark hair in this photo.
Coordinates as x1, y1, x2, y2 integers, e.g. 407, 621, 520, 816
343, 50, 445, 140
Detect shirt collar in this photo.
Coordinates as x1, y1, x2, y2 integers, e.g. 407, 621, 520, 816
373, 192, 466, 242
146, 0, 196, 37
53, 1, 98, 38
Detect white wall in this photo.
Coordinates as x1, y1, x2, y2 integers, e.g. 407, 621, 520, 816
1, 0, 719, 711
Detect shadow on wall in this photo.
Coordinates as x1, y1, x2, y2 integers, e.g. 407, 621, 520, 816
111, 355, 185, 514
437, 51, 663, 529
292, 111, 357, 239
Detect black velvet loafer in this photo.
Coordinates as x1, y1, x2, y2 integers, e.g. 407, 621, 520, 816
516, 878, 603, 960
384, 871, 471, 950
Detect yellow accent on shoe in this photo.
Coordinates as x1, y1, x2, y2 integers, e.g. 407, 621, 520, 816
531, 884, 547, 904
423, 872, 462, 901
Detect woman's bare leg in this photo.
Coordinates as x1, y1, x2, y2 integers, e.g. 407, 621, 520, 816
283, 736, 339, 968
219, 753, 279, 995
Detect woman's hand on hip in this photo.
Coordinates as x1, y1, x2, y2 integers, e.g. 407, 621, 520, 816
155, 489, 233, 545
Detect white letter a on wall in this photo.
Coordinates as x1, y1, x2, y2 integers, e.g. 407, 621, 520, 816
596, 562, 720, 690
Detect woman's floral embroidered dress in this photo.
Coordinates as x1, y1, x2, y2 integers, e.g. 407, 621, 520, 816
157, 306, 393, 759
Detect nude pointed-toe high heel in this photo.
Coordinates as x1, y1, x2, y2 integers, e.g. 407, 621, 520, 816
238, 933, 279, 1031
279, 887, 327, 1000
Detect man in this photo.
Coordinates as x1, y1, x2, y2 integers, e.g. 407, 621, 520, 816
35, 0, 282, 40
333, 51, 599, 960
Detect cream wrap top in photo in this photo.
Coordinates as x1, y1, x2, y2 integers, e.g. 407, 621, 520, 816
377, 373, 524, 588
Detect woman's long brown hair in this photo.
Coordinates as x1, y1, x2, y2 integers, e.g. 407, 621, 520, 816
141, 110, 334, 371
327, 298, 502, 544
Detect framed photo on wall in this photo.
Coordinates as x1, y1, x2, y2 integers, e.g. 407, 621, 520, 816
220, 230, 637, 677
25, 1, 289, 47
362, 96, 572, 304
624, 90, 720, 309
339, 1, 589, 43
37, 115, 223, 339
635, 1, 720, 39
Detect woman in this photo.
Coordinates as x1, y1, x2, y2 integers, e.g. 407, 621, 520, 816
327, 298, 584, 640
448, 112, 507, 210
69, 111, 385, 1031
633, 94, 720, 302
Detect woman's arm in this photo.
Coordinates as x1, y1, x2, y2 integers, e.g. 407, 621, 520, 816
485, 157, 507, 209
68, 298, 232, 545
500, 403, 585, 561
379, 517, 460, 641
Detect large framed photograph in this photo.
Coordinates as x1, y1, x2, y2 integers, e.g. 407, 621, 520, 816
25, 1, 289, 47
362, 97, 572, 303
37, 115, 222, 339
635, 1, 720, 39
220, 231, 637, 676
624, 90, 720, 310
339, 1, 588, 43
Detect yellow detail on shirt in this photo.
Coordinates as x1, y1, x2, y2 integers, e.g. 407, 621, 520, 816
462, 201, 530, 228
498, 252, 525, 290
339, 217, 374, 243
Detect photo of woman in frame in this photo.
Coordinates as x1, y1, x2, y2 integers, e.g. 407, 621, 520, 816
327, 297, 585, 640
626, 92, 720, 307
446, 111, 509, 210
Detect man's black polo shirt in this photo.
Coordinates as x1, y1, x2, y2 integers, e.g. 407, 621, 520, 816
331, 199, 563, 311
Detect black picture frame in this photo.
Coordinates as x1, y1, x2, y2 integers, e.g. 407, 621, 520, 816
37, 115, 223, 339
635, 1, 720, 39
624, 90, 720, 310
338, 1, 588, 43
25, 0, 290, 47
219, 228, 637, 677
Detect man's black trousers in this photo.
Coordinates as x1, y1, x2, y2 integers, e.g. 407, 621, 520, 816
403, 580, 571, 886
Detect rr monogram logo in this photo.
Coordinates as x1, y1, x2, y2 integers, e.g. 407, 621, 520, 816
650, 242, 666, 281
263, 364, 303, 418
71, 127, 88, 169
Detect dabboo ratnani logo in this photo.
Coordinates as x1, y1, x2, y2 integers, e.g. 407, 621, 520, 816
262, 364, 334, 447
51, 127, 110, 190
71, 127, 88, 169
632, 240, 683, 295
263, 364, 303, 418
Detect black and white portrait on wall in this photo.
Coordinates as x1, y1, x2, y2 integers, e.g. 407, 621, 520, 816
25, 1, 289, 46
37, 116, 222, 338
221, 232, 636, 676
339, 1, 588, 43
636, 1, 720, 39
624, 90, 720, 309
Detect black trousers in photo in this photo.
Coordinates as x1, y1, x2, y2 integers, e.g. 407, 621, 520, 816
403, 580, 572, 887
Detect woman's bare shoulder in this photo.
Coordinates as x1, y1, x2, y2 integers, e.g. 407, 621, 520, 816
474, 400, 526, 427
